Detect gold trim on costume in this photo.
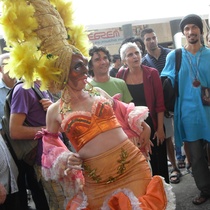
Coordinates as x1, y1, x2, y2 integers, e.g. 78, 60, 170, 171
83, 148, 130, 184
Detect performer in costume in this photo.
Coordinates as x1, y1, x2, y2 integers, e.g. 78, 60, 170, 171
0, 0, 175, 209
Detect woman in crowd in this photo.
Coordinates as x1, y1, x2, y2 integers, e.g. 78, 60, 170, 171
116, 42, 169, 184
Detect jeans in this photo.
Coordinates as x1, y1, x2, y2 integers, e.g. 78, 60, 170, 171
175, 145, 185, 161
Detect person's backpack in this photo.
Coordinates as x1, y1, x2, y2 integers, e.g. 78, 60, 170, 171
162, 48, 182, 115
1, 81, 44, 166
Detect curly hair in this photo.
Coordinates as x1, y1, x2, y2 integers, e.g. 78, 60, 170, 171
88, 46, 111, 77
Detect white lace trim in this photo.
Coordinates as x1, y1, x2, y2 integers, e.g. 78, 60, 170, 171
76, 192, 88, 210
53, 151, 72, 179
42, 151, 71, 180
66, 192, 88, 210
101, 188, 142, 210
42, 151, 85, 202
101, 178, 176, 210
62, 177, 176, 210
128, 106, 149, 134
161, 177, 176, 210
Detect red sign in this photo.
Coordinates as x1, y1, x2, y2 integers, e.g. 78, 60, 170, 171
88, 29, 124, 46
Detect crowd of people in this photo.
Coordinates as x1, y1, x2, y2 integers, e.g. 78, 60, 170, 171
0, 0, 210, 209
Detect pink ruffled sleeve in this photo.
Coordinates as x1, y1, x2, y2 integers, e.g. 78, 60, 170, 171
127, 106, 149, 134
36, 129, 84, 201
36, 129, 71, 180
113, 98, 149, 137
113, 98, 150, 159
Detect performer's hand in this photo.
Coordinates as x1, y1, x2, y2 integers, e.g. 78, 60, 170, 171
64, 153, 83, 176
40, 99, 53, 111
67, 153, 83, 170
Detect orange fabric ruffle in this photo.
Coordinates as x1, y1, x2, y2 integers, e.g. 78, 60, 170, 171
139, 176, 167, 210
108, 192, 132, 210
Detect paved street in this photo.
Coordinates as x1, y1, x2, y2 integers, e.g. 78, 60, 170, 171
171, 166, 210, 210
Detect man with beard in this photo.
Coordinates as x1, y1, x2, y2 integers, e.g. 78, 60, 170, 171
161, 14, 210, 205
141, 28, 171, 75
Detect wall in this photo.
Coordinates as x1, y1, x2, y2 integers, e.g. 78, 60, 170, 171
88, 22, 173, 54
88, 19, 209, 55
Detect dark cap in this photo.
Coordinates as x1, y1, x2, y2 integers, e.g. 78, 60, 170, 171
179, 14, 203, 34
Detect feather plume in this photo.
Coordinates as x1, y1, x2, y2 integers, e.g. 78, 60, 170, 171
0, 0, 90, 92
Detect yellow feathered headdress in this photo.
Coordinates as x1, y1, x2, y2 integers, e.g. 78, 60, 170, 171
0, 0, 90, 92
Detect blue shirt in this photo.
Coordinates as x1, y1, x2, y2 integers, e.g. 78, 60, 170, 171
161, 46, 210, 146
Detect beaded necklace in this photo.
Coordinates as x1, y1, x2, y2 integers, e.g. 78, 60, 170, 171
60, 82, 100, 115
185, 47, 203, 87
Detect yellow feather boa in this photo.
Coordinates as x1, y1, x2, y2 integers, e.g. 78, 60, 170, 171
0, 0, 90, 92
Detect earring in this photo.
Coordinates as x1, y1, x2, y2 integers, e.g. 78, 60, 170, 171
60, 86, 71, 114
61, 86, 71, 103
84, 81, 93, 92
84, 81, 100, 96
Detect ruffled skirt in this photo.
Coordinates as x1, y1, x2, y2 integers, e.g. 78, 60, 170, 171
66, 139, 175, 209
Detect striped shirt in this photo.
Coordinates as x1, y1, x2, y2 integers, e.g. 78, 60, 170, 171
142, 46, 172, 74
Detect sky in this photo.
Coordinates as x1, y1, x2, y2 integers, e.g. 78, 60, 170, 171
72, 0, 210, 30
0, 1, 209, 32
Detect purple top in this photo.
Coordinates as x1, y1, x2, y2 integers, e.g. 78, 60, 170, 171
10, 82, 52, 126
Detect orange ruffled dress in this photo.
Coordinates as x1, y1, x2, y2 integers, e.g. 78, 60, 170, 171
40, 97, 176, 209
